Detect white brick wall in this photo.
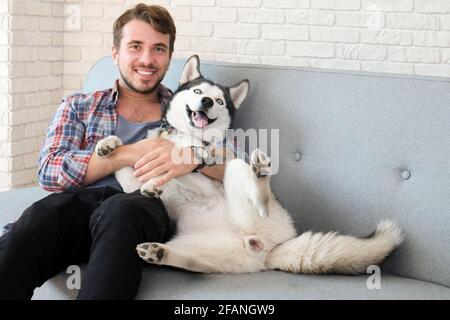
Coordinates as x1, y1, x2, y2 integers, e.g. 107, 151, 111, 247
166, 0, 450, 76
0, 2, 10, 191
1, 0, 63, 191
1, 0, 450, 191
59, 0, 450, 101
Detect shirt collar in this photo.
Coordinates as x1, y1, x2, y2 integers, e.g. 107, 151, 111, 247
108, 79, 173, 108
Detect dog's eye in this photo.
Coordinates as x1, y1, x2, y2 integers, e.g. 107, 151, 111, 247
193, 89, 202, 94
216, 99, 224, 105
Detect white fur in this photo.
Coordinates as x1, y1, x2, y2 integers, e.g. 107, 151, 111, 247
96, 55, 404, 274
136, 152, 404, 274
265, 220, 405, 274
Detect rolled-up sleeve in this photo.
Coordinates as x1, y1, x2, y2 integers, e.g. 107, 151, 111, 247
37, 97, 93, 192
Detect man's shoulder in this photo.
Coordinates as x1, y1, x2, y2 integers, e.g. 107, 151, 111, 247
62, 88, 115, 112
63, 88, 114, 103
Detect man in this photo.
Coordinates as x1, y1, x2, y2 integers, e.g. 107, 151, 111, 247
0, 4, 235, 300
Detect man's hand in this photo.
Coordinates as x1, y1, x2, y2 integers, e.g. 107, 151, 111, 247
132, 138, 198, 187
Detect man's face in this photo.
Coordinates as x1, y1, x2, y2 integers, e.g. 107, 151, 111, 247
112, 19, 171, 94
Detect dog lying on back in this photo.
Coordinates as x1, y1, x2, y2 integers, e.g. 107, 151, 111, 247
95, 55, 404, 274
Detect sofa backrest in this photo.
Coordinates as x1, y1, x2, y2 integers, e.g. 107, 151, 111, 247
83, 56, 450, 288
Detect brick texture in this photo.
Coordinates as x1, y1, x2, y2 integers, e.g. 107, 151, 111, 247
1, 0, 63, 190
1, 0, 450, 190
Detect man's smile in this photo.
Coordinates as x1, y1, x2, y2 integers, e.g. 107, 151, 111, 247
134, 68, 157, 80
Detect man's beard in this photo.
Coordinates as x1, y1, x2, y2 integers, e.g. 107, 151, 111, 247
119, 66, 165, 95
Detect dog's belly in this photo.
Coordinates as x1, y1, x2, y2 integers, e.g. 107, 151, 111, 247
162, 181, 236, 233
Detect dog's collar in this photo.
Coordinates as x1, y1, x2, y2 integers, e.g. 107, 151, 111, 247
159, 120, 177, 137
159, 120, 212, 149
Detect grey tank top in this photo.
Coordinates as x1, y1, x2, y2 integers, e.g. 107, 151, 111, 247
85, 115, 162, 191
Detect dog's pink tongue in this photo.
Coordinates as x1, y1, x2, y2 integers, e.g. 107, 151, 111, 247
192, 112, 208, 128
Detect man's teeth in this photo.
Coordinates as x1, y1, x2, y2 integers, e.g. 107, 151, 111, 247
136, 70, 155, 75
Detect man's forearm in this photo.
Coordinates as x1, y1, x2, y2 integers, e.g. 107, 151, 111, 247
199, 163, 226, 182
82, 144, 134, 186
197, 147, 235, 182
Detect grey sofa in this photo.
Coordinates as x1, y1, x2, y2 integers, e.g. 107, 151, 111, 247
1, 56, 449, 300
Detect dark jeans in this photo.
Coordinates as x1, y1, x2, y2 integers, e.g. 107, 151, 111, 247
0, 186, 174, 300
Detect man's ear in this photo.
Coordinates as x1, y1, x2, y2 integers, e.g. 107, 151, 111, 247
229, 80, 250, 110
112, 45, 118, 66
179, 55, 202, 85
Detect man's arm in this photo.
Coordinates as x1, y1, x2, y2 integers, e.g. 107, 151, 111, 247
195, 146, 237, 182
38, 96, 143, 191
198, 163, 226, 182
81, 144, 133, 186
38, 97, 93, 192
132, 135, 242, 187
194, 134, 243, 182
81, 139, 168, 186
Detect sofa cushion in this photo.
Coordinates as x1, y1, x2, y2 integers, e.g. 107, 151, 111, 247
0, 186, 50, 226
31, 266, 450, 300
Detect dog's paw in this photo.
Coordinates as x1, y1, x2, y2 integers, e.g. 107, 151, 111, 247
136, 242, 166, 264
140, 184, 163, 198
95, 135, 123, 157
250, 149, 271, 178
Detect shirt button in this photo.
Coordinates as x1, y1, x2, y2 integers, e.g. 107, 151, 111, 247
294, 152, 302, 161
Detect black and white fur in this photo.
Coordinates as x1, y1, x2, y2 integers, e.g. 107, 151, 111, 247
96, 55, 404, 274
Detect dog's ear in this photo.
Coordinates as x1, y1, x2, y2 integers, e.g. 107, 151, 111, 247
229, 80, 250, 110
179, 55, 202, 86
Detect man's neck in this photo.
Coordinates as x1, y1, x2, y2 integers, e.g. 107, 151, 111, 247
118, 81, 160, 103
116, 83, 162, 123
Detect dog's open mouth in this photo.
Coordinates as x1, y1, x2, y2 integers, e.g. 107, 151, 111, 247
186, 105, 217, 128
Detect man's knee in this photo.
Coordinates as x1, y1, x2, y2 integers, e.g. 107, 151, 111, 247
90, 193, 172, 241
8, 192, 88, 243
11, 195, 65, 236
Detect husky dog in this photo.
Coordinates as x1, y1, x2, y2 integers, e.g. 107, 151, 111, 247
95, 55, 404, 274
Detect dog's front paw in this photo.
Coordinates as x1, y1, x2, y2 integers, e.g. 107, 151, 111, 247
140, 184, 163, 198
136, 242, 166, 264
250, 149, 271, 178
95, 135, 123, 157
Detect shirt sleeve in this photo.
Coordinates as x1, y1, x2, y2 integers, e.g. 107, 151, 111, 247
37, 97, 93, 192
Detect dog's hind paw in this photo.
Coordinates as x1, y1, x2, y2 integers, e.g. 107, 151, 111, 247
136, 242, 166, 264
95, 135, 123, 157
250, 149, 271, 178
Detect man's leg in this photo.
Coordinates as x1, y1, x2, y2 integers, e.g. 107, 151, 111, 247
77, 190, 174, 300
0, 188, 116, 300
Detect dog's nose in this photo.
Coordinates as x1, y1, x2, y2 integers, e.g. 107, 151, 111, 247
201, 97, 214, 109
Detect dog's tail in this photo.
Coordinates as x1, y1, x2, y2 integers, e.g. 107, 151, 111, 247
265, 220, 404, 274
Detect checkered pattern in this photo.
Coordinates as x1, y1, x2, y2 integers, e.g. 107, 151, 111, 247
37, 81, 172, 192
37, 80, 244, 192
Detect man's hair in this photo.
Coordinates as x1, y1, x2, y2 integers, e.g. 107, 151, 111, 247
113, 3, 176, 55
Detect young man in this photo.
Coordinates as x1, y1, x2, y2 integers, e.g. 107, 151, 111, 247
0, 4, 233, 300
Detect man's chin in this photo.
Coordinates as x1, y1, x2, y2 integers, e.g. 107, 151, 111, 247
132, 85, 159, 94
126, 80, 162, 94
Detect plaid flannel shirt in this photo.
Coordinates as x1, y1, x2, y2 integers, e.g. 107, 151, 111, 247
38, 80, 244, 192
